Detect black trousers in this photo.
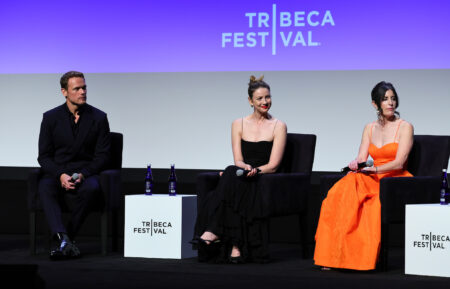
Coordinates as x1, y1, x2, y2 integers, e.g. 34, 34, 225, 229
38, 175, 101, 238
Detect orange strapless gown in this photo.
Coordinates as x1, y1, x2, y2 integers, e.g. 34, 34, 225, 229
314, 142, 412, 270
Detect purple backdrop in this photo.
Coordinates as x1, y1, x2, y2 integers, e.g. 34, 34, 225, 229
1, 0, 449, 73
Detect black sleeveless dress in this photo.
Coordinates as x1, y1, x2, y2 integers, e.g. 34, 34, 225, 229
193, 139, 273, 263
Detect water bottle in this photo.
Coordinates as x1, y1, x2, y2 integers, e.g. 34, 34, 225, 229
145, 164, 153, 195
440, 169, 448, 205
168, 164, 177, 196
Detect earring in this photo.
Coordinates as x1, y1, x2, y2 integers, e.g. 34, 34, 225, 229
251, 105, 254, 108
377, 109, 384, 124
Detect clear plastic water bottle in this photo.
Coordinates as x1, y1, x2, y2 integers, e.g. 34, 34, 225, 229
168, 164, 177, 196
440, 169, 448, 205
145, 164, 153, 195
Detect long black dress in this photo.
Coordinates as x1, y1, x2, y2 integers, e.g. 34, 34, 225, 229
193, 139, 273, 263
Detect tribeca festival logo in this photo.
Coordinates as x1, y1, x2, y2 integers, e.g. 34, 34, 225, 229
133, 219, 173, 236
412, 232, 450, 251
221, 3, 335, 55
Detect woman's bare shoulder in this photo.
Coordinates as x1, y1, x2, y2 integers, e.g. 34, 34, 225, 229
399, 119, 413, 129
232, 118, 243, 126
365, 121, 377, 129
272, 118, 287, 136
399, 119, 414, 133
362, 121, 375, 133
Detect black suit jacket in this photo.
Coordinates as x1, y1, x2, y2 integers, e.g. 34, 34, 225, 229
38, 103, 111, 179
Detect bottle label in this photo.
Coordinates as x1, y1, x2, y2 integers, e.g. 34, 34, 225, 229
169, 182, 176, 195
145, 181, 153, 195
440, 189, 447, 205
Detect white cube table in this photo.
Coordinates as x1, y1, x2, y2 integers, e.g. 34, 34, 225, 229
124, 194, 197, 259
405, 204, 450, 277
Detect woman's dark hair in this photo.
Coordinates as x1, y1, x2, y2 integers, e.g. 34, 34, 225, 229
248, 75, 270, 98
60, 71, 85, 90
371, 81, 400, 118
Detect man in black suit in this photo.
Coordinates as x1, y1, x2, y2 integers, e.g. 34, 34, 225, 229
38, 71, 111, 260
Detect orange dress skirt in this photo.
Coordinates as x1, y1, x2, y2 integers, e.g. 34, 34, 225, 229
314, 143, 412, 270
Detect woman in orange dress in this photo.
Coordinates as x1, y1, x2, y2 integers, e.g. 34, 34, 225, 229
314, 81, 414, 270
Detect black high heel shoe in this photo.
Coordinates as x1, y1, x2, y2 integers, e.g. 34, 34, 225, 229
228, 255, 245, 264
191, 237, 221, 262
228, 247, 245, 264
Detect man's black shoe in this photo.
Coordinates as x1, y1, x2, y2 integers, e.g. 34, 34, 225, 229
49, 232, 81, 260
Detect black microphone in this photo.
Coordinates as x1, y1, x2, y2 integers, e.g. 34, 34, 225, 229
341, 159, 374, 173
236, 168, 261, 177
71, 173, 80, 182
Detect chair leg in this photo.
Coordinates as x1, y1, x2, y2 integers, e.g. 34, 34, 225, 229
299, 213, 314, 259
111, 210, 118, 252
47, 229, 52, 251
101, 211, 108, 256
29, 212, 36, 255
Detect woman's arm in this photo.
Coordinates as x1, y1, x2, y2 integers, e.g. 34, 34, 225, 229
348, 123, 371, 171
256, 121, 287, 174
231, 118, 249, 170
363, 122, 414, 173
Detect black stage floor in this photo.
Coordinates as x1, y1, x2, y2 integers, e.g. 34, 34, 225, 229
1, 234, 449, 289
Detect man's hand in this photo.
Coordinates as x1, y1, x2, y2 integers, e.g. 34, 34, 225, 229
60, 173, 75, 191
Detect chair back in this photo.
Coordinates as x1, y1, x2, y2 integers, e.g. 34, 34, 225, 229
407, 135, 450, 176
277, 133, 316, 174
108, 132, 123, 170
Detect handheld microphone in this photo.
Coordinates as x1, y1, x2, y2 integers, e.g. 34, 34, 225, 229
341, 159, 374, 173
71, 173, 80, 182
236, 168, 261, 177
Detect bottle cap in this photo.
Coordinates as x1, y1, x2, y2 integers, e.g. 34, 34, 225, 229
443, 169, 447, 172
